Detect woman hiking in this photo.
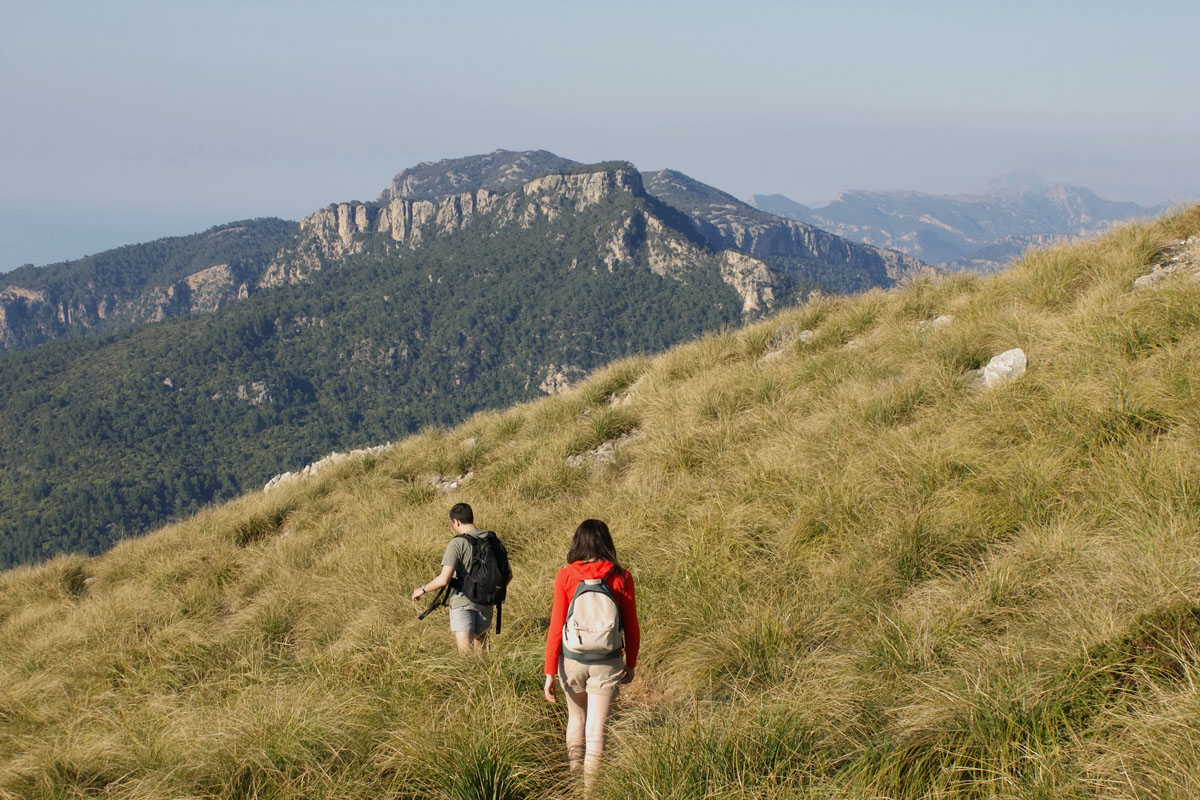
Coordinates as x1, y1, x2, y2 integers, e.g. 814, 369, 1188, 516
542, 519, 640, 790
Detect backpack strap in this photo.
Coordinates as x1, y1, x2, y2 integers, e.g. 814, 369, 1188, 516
448, 532, 479, 591
417, 583, 452, 620
483, 532, 505, 635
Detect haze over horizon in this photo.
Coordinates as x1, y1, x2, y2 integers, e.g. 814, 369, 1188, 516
3, 0, 1197, 271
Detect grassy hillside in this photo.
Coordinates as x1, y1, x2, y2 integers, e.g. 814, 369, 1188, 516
2, 206, 1199, 799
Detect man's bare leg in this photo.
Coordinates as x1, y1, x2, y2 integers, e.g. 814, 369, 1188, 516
453, 631, 474, 654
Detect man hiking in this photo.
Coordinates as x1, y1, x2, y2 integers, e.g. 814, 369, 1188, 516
411, 503, 511, 653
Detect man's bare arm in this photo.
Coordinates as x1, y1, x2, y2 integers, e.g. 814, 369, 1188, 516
411, 564, 454, 601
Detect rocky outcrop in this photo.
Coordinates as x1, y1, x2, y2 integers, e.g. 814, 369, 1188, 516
520, 169, 641, 222
0, 219, 294, 352
644, 170, 927, 289
720, 250, 781, 313
427, 472, 473, 492
565, 432, 638, 468
965, 348, 1028, 389
0, 286, 46, 304
189, 263, 249, 309
1133, 236, 1200, 288
212, 381, 271, 406
0, 288, 53, 350
537, 364, 587, 395
263, 442, 394, 492
127, 264, 249, 322
917, 314, 955, 331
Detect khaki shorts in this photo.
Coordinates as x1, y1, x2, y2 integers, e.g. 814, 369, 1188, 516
558, 654, 626, 698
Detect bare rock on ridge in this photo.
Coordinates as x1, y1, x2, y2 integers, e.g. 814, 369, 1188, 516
1133, 236, 1200, 289
566, 432, 638, 468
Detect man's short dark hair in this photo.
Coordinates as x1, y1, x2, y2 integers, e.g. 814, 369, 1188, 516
449, 503, 473, 524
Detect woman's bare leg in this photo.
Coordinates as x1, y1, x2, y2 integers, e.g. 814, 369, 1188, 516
583, 692, 613, 790
562, 683, 587, 772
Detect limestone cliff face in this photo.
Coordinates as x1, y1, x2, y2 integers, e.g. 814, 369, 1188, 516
719, 251, 779, 314
126, 264, 249, 322
0, 264, 252, 350
262, 167, 644, 286
0, 285, 111, 349
703, 215, 919, 284
259, 164, 788, 316
0, 288, 52, 350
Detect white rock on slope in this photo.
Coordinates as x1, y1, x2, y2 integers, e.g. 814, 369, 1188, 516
981, 348, 1027, 388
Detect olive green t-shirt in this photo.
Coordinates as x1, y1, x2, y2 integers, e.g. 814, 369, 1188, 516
441, 530, 492, 610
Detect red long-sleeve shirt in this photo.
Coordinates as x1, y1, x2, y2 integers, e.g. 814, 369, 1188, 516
544, 560, 640, 675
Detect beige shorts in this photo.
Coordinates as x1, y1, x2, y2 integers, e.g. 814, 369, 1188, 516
558, 654, 626, 698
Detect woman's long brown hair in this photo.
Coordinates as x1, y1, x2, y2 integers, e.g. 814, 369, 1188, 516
567, 518, 621, 571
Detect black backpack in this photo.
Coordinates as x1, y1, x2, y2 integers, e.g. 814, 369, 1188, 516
420, 531, 510, 633
455, 531, 509, 607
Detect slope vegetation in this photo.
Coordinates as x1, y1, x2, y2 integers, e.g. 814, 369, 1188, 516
2, 207, 1199, 799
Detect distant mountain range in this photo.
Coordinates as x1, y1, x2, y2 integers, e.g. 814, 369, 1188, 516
749, 176, 1169, 271
0, 150, 925, 566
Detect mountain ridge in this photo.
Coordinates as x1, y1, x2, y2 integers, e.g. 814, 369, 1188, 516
0, 219, 296, 351
749, 181, 1169, 270
647, 169, 923, 291
261, 157, 923, 311
1, 152, 928, 354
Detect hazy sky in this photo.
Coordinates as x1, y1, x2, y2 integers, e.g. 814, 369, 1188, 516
2, 0, 1197, 270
